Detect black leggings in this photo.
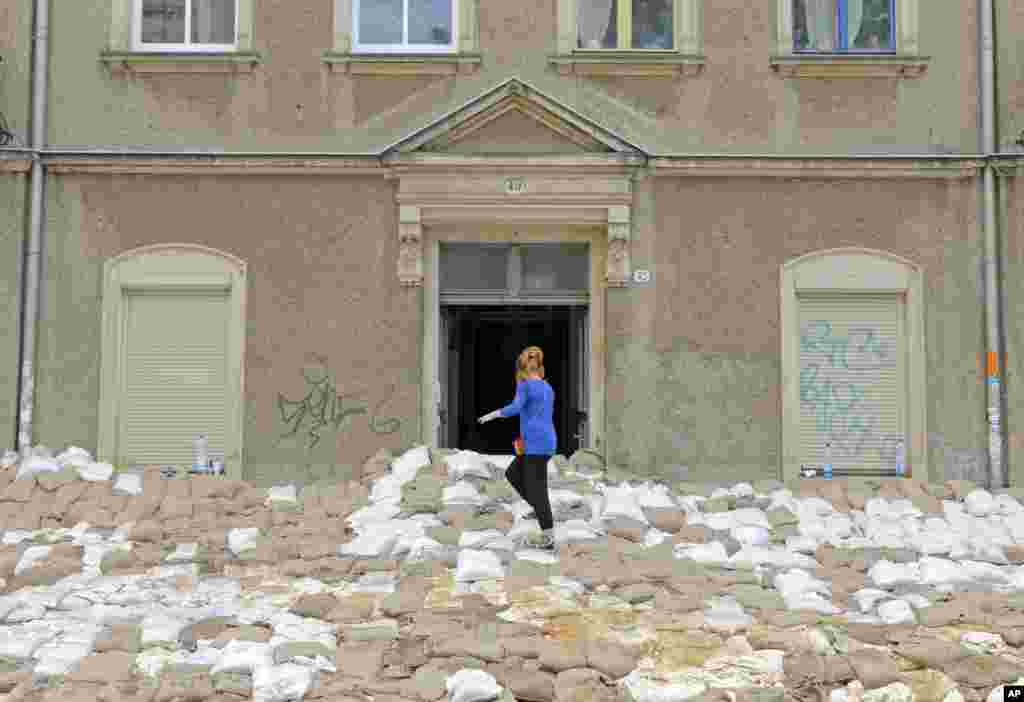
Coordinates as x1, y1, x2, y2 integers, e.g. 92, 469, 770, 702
505, 454, 554, 531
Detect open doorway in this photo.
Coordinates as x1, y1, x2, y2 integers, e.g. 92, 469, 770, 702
440, 305, 589, 456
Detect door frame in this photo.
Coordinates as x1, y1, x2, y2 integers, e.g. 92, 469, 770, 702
424, 225, 606, 456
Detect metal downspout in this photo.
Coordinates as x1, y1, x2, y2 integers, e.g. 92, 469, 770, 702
980, 0, 1005, 487
16, 0, 49, 454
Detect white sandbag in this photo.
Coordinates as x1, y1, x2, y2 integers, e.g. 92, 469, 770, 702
622, 670, 708, 702
347, 501, 401, 526
995, 495, 1024, 515
555, 520, 604, 543
370, 474, 405, 504
774, 569, 831, 599
965, 489, 996, 516
445, 451, 494, 481
675, 541, 729, 565
729, 482, 755, 498
644, 528, 670, 547
0, 621, 59, 658
78, 462, 114, 482
852, 589, 891, 613
111, 472, 143, 496
227, 528, 262, 556
868, 560, 921, 588
211, 640, 274, 675
918, 557, 971, 586
1, 449, 19, 468
877, 599, 916, 625
446, 669, 503, 702
252, 663, 315, 702
728, 546, 818, 570
391, 445, 431, 482
56, 446, 91, 466
454, 549, 504, 582
732, 526, 770, 547
960, 560, 1012, 585
731, 508, 771, 530
349, 573, 397, 594
459, 530, 505, 549
785, 535, 819, 554
14, 545, 52, 576
784, 591, 840, 615
600, 484, 649, 525
142, 612, 192, 648
444, 481, 485, 507
703, 598, 752, 635
339, 531, 400, 559
636, 484, 678, 509
33, 628, 100, 678
403, 537, 447, 562
16, 456, 61, 480
266, 484, 298, 505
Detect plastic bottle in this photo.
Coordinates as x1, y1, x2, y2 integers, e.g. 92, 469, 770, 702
823, 441, 833, 480
193, 434, 209, 473
895, 438, 906, 476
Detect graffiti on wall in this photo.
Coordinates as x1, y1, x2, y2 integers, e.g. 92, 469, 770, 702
799, 321, 902, 461
276, 358, 402, 452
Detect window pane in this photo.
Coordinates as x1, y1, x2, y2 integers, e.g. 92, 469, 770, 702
632, 0, 672, 49
521, 244, 589, 291
793, 0, 837, 52
192, 0, 235, 43
409, 0, 452, 44
359, 0, 403, 44
440, 244, 509, 290
142, 0, 186, 44
850, 0, 894, 50
577, 0, 617, 49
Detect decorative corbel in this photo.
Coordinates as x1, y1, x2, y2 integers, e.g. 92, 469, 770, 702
606, 205, 631, 287
398, 205, 423, 287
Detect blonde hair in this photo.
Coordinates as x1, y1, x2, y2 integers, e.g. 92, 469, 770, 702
517, 346, 545, 380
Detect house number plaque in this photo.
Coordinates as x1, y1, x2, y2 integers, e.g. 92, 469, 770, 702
504, 177, 527, 194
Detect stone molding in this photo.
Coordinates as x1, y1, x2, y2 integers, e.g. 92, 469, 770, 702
769, 55, 929, 79
392, 161, 635, 287
0, 156, 31, 174
45, 157, 383, 176
323, 52, 482, 75
548, 52, 705, 77
649, 157, 983, 179
100, 52, 263, 75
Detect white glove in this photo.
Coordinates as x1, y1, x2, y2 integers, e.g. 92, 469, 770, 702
477, 410, 501, 424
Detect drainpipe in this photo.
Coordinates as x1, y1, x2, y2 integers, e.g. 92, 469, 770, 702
16, 0, 50, 454
980, 0, 1005, 488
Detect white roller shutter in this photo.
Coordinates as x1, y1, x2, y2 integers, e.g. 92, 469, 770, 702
798, 293, 904, 474
118, 289, 230, 467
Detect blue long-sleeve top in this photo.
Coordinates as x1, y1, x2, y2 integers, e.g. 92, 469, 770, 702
499, 378, 557, 455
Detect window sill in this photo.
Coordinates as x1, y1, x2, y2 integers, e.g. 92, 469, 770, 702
549, 52, 705, 77
770, 54, 930, 78
100, 51, 262, 75
322, 52, 482, 76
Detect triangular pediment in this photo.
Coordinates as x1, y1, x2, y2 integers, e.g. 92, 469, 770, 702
383, 79, 645, 156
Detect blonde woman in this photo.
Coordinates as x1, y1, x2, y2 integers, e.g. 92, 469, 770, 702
478, 346, 557, 550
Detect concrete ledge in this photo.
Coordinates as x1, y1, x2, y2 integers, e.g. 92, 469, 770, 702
770, 54, 930, 78
322, 52, 482, 75
100, 51, 262, 75
549, 52, 705, 77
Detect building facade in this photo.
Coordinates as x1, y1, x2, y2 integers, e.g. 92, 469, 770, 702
1, 0, 1023, 487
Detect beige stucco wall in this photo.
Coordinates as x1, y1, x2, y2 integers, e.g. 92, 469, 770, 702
34, 174, 421, 486
605, 174, 987, 484
1005, 176, 1023, 486
0, 175, 25, 451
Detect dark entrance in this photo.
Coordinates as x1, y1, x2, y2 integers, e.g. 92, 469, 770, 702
440, 305, 587, 456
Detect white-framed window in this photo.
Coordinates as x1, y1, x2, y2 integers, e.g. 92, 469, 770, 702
353, 0, 458, 54
576, 0, 674, 50
133, 0, 239, 52
793, 0, 895, 53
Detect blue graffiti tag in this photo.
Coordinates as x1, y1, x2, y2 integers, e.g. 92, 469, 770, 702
800, 321, 897, 461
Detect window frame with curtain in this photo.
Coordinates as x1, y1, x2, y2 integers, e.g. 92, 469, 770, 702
132, 0, 239, 52
792, 0, 896, 54
352, 0, 458, 54
576, 0, 675, 51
